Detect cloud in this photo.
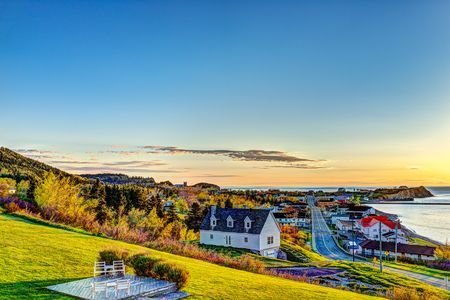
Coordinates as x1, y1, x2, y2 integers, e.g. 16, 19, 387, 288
14, 149, 54, 155
139, 146, 321, 163
192, 174, 241, 178
62, 166, 183, 173
267, 164, 327, 169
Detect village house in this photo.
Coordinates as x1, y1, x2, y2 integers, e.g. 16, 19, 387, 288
357, 216, 407, 244
273, 211, 309, 228
358, 240, 436, 261
200, 206, 281, 257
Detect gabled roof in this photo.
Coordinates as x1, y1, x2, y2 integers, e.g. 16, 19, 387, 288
360, 240, 435, 256
359, 216, 400, 230
200, 207, 272, 234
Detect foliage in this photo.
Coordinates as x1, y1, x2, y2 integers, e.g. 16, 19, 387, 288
146, 238, 266, 274
16, 180, 30, 199
152, 261, 189, 289
385, 287, 442, 300
98, 247, 129, 264
435, 244, 450, 260
0, 212, 407, 300
0, 196, 37, 211
0, 178, 16, 197
127, 254, 161, 277
185, 202, 206, 231
34, 172, 99, 232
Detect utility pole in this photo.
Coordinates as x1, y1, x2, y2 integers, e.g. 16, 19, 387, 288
351, 212, 355, 262
379, 220, 383, 272
394, 220, 398, 263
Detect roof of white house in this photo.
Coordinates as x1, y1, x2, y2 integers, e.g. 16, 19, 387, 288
200, 207, 272, 234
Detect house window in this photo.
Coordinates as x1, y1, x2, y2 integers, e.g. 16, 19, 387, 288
210, 234, 214, 239
245, 221, 251, 229
225, 236, 232, 245
244, 237, 248, 243
227, 220, 233, 227
267, 236, 274, 245
211, 220, 216, 226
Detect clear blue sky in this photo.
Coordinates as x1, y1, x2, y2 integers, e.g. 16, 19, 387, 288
1, 1, 450, 186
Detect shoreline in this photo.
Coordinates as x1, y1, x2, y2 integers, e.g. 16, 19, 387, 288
374, 208, 443, 246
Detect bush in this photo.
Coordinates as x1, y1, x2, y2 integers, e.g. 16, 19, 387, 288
128, 254, 161, 277
4, 202, 20, 213
98, 247, 129, 264
0, 196, 37, 212
146, 238, 266, 275
152, 261, 189, 289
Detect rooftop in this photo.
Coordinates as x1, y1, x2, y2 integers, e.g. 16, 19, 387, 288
359, 215, 400, 230
360, 240, 435, 256
200, 207, 272, 234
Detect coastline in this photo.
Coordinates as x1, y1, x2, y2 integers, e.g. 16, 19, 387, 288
374, 208, 443, 246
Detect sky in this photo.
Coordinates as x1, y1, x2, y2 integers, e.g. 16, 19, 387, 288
1, 0, 450, 187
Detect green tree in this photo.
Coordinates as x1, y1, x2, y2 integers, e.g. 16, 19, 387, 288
16, 180, 30, 199
143, 208, 164, 240
224, 198, 233, 208
35, 172, 94, 226
0, 178, 16, 198
185, 202, 206, 231
166, 204, 179, 224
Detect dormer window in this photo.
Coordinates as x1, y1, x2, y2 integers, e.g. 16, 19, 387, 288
227, 215, 234, 228
244, 216, 252, 231
210, 215, 217, 228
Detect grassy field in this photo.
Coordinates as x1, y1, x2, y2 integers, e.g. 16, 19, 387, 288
0, 213, 381, 300
319, 261, 449, 298
384, 262, 450, 279
281, 241, 329, 262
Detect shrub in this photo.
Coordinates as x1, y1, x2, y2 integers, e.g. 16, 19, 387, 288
98, 247, 129, 264
146, 238, 266, 275
4, 202, 20, 213
0, 196, 37, 211
128, 254, 161, 277
152, 261, 189, 289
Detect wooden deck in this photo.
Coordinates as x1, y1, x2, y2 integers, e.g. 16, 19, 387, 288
47, 274, 177, 299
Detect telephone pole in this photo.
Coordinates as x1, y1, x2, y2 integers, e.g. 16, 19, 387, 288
351, 212, 355, 262
379, 220, 383, 272
394, 220, 398, 263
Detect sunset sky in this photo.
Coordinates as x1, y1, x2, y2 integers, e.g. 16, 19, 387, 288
2, 1, 450, 186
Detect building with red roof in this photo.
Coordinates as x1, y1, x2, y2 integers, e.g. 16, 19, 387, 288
357, 215, 407, 243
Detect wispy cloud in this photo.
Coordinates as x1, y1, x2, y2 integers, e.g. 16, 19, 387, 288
267, 164, 327, 169
139, 145, 322, 163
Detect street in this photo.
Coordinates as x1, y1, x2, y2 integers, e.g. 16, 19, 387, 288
307, 196, 448, 290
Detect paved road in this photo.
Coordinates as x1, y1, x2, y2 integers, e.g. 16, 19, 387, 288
307, 196, 448, 290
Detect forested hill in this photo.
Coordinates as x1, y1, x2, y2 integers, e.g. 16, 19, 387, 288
0, 147, 87, 183
81, 173, 156, 187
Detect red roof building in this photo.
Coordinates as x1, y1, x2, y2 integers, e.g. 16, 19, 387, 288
359, 215, 400, 230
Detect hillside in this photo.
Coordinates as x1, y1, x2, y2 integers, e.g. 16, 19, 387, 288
0, 147, 86, 183
374, 186, 433, 200
0, 212, 380, 300
81, 173, 156, 187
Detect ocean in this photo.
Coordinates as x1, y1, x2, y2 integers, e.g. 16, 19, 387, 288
227, 186, 450, 244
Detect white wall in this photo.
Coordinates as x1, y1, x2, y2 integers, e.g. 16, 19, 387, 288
259, 214, 281, 255
200, 230, 261, 251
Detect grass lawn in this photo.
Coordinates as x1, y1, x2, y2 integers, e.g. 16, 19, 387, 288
281, 241, 329, 263
319, 261, 449, 299
384, 262, 450, 280
0, 213, 381, 300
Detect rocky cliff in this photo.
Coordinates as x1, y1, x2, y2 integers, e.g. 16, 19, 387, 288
374, 186, 433, 200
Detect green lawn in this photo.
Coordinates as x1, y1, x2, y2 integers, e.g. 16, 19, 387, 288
384, 262, 450, 279
0, 213, 380, 300
319, 261, 449, 299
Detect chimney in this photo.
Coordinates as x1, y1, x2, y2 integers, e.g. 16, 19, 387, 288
211, 205, 216, 216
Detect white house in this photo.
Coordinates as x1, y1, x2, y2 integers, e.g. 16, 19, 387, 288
200, 206, 281, 257
273, 211, 309, 228
357, 216, 407, 244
